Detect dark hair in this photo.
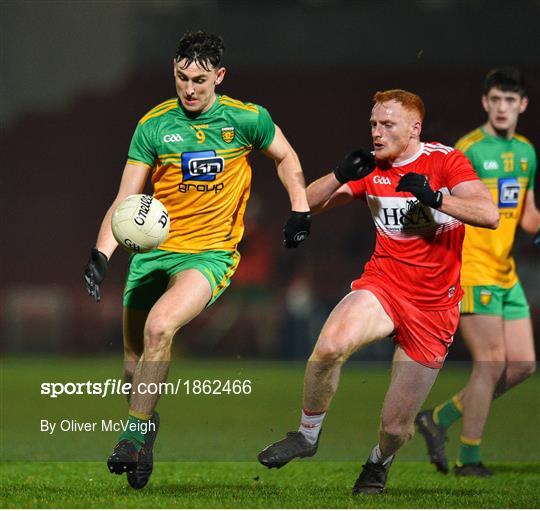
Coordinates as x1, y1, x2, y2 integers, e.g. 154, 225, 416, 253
175, 30, 224, 71
484, 67, 526, 96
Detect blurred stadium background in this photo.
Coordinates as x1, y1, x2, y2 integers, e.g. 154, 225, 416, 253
2, 8, 539, 509
1, 9, 539, 501
1, 0, 538, 361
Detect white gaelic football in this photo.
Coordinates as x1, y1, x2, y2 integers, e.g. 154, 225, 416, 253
111, 194, 170, 253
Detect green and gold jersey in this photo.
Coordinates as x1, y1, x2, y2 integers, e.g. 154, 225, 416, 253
456, 127, 537, 288
127, 95, 275, 253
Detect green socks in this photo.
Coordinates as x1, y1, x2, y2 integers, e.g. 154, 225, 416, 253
433, 395, 463, 429
433, 395, 482, 465
118, 413, 149, 451
457, 436, 481, 465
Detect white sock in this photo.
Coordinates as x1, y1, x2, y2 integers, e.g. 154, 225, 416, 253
369, 444, 394, 465
298, 408, 326, 445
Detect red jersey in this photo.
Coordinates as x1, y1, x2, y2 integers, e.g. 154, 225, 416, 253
347, 142, 479, 310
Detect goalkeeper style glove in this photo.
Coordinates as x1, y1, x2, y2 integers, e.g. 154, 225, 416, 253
84, 248, 108, 302
396, 172, 443, 209
283, 211, 312, 248
334, 148, 376, 184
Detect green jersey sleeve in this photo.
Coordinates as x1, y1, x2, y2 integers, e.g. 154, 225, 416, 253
459, 145, 478, 172
251, 105, 276, 150
127, 122, 156, 167
527, 147, 537, 190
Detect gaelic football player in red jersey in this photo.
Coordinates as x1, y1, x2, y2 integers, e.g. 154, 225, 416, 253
258, 89, 499, 495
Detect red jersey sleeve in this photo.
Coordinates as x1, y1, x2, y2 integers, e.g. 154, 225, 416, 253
443, 149, 479, 190
347, 178, 367, 198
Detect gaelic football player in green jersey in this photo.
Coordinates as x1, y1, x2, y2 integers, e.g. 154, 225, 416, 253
83, 30, 311, 489
417, 68, 540, 476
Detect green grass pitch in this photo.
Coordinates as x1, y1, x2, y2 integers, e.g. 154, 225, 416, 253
1, 460, 539, 508
1, 357, 539, 508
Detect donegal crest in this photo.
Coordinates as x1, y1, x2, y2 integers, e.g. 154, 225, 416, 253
221, 126, 235, 143
479, 289, 492, 306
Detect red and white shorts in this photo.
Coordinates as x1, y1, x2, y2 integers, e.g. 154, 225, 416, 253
351, 275, 459, 369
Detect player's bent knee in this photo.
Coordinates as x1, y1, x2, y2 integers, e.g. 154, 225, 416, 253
466, 332, 505, 360
144, 318, 176, 351
311, 339, 348, 363
380, 420, 414, 442
472, 347, 506, 363
473, 359, 506, 381
525, 360, 537, 377
508, 360, 536, 383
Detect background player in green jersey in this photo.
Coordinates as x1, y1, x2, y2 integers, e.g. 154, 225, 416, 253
416, 67, 540, 477
83, 30, 311, 489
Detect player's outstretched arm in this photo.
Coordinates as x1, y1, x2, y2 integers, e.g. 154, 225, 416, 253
263, 125, 309, 213
306, 148, 374, 214
441, 180, 499, 229
306, 173, 354, 214
263, 125, 311, 248
519, 189, 540, 234
84, 163, 150, 302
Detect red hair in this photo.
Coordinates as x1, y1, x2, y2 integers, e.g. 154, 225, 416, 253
373, 89, 425, 121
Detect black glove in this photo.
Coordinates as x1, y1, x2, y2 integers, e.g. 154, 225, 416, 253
84, 248, 108, 302
334, 148, 376, 184
283, 211, 312, 248
533, 230, 540, 248
396, 172, 443, 209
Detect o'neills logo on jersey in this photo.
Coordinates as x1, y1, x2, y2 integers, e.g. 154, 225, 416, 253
221, 127, 235, 143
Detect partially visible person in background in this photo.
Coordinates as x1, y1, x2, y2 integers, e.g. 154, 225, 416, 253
416, 67, 540, 477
